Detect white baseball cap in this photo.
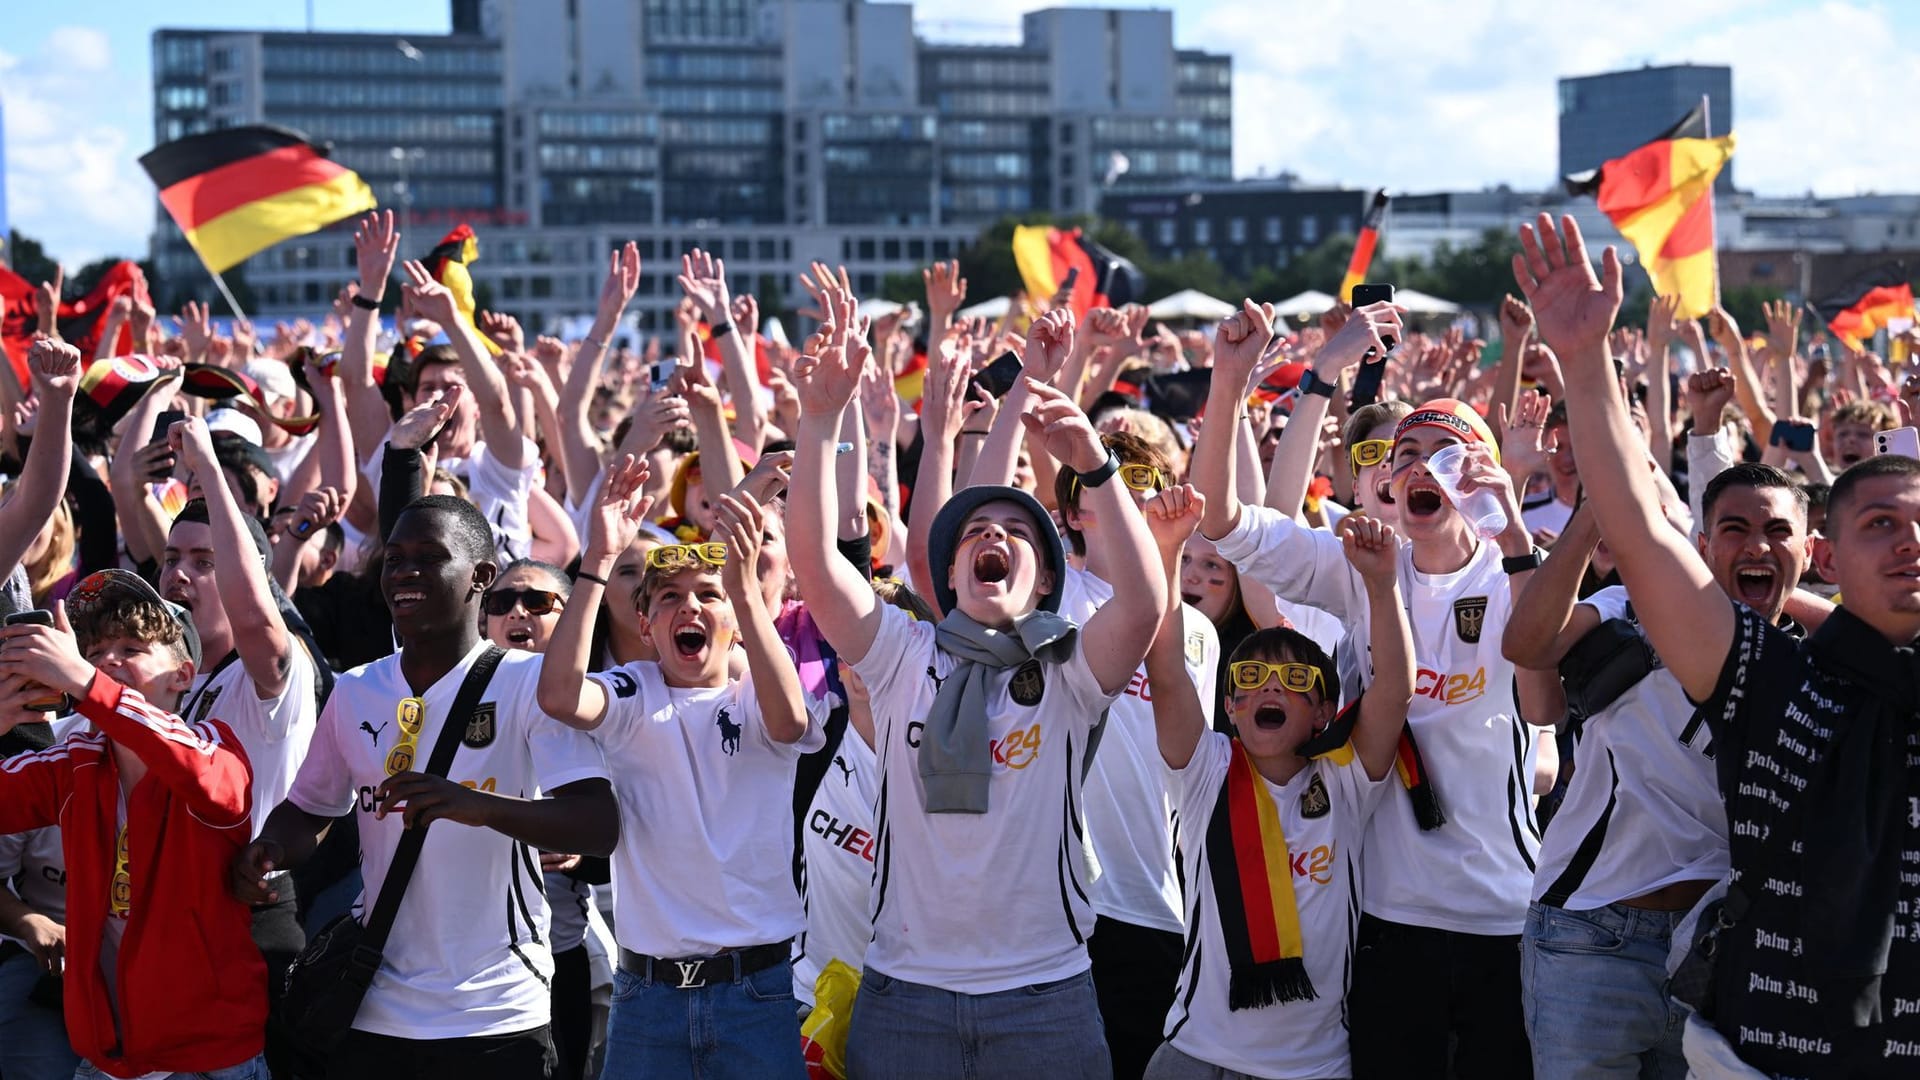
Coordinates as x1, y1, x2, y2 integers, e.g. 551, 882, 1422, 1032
205, 407, 264, 446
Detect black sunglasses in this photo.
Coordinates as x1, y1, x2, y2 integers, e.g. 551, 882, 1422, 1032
482, 588, 564, 617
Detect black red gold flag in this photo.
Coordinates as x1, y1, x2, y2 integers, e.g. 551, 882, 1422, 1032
1814, 263, 1915, 349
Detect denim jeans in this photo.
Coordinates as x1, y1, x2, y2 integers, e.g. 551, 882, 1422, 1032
74, 1052, 267, 1080
1521, 900, 1690, 1080
844, 967, 1112, 1080
0, 949, 79, 1080
601, 958, 806, 1080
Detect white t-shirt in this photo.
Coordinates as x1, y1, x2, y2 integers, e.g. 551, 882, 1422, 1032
1521, 493, 1574, 538
793, 726, 879, 1006
587, 661, 826, 958
180, 641, 319, 839
1216, 505, 1542, 935
855, 602, 1119, 994
1164, 732, 1385, 1079
1531, 587, 1728, 909
264, 431, 318, 485
364, 437, 539, 561
1059, 567, 1217, 935
286, 641, 607, 1039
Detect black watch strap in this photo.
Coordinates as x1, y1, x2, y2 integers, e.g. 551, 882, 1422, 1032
1502, 548, 1544, 575
351, 293, 382, 311
1075, 449, 1122, 490
1298, 368, 1335, 398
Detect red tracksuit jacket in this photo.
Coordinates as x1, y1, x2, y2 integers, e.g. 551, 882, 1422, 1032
0, 671, 266, 1078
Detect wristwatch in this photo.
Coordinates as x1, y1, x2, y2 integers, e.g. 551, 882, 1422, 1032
1074, 449, 1122, 490
1297, 368, 1336, 399
1501, 548, 1544, 575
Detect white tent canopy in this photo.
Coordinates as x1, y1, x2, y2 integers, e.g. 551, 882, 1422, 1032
856, 298, 905, 320
956, 296, 1011, 321
1393, 287, 1461, 314
1147, 288, 1236, 322
1271, 290, 1337, 317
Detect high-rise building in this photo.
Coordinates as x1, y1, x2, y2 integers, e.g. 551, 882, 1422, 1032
150, 0, 1231, 326
1558, 63, 1733, 194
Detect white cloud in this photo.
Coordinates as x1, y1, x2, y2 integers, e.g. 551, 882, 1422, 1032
2, 26, 153, 266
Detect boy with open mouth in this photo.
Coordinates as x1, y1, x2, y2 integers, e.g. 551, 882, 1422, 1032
787, 283, 1166, 1079
537, 455, 825, 1080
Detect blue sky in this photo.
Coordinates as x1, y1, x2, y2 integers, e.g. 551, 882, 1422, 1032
5, 0, 1916, 264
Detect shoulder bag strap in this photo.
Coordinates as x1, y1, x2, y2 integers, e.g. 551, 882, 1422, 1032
358, 645, 505, 957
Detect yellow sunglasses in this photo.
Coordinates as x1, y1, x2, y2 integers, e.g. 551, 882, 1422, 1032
1070, 463, 1167, 499
385, 696, 427, 777
1230, 660, 1326, 696
646, 543, 728, 569
1349, 439, 1393, 475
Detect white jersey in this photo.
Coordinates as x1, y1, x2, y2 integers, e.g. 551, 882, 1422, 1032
1060, 567, 1217, 934
1164, 732, 1384, 1079
587, 661, 826, 958
1531, 587, 1728, 909
1215, 505, 1541, 935
287, 642, 607, 1039
546, 871, 594, 954
855, 602, 1119, 994
180, 640, 319, 839
365, 437, 539, 561
1521, 493, 1574, 538
793, 725, 879, 1005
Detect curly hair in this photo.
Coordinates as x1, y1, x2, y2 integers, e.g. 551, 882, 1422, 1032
70, 599, 192, 665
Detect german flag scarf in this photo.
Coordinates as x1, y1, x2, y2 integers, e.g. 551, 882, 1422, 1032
1299, 705, 1445, 830
1207, 739, 1317, 1010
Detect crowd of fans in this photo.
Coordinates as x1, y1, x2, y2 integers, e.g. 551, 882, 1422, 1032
0, 208, 1916, 1080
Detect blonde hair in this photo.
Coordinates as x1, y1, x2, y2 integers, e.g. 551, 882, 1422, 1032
4, 484, 76, 604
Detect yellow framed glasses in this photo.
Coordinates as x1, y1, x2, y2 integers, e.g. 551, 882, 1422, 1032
1230, 660, 1325, 696
1349, 439, 1393, 475
1068, 463, 1167, 500
385, 696, 427, 777
646, 543, 727, 569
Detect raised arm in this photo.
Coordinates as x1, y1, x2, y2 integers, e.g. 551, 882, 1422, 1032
1706, 305, 1777, 445
1264, 304, 1402, 518
680, 249, 766, 452
0, 341, 78, 580
286, 355, 358, 509
341, 212, 402, 465
1023, 378, 1166, 695
107, 360, 184, 566
1340, 516, 1414, 781
1515, 214, 1729, 700
906, 328, 977, 616
1194, 301, 1277, 539
560, 245, 641, 507
1500, 500, 1604, 671
536, 456, 653, 730
173, 417, 296, 701
401, 259, 526, 471
715, 493, 810, 743
1140, 484, 1210, 768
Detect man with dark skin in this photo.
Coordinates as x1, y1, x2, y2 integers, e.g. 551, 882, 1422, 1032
233, 496, 616, 1079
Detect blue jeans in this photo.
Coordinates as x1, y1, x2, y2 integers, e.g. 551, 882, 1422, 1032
844, 967, 1111, 1080
1520, 900, 1689, 1080
74, 1052, 267, 1079
0, 948, 79, 1080
601, 958, 805, 1080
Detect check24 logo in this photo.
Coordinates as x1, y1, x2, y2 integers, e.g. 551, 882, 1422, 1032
992, 723, 1042, 770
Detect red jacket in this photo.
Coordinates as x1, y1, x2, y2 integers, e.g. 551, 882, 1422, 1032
0, 672, 266, 1078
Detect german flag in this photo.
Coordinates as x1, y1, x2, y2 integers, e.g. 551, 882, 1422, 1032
423, 224, 501, 356
140, 125, 376, 274
1814, 263, 1915, 350
1565, 105, 1733, 320
76, 355, 173, 428
1011, 225, 1144, 318
0, 262, 141, 384
1338, 190, 1390, 303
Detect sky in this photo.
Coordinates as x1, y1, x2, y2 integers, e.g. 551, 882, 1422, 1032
4, 0, 1918, 265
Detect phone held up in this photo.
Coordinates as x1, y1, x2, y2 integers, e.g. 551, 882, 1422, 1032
3, 610, 69, 714
1876, 426, 1920, 460
1768, 419, 1817, 454
1347, 283, 1396, 408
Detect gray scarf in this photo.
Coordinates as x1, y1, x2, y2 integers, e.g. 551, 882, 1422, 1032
922, 608, 1079, 813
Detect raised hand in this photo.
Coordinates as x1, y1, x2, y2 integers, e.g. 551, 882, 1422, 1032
621, 385, 692, 452
1018, 378, 1105, 472
400, 260, 461, 328
923, 326, 976, 440
504, 352, 555, 396
596, 242, 642, 331
286, 486, 348, 541
923, 259, 967, 328
390, 383, 463, 450
1512, 213, 1622, 358
1338, 514, 1400, 585
1762, 298, 1801, 363
1211, 299, 1278, 388
790, 289, 862, 416
1316, 300, 1403, 376
1498, 294, 1534, 347
27, 338, 81, 400
1141, 483, 1207, 554
479, 311, 525, 354
677, 249, 732, 324
586, 454, 655, 563
713, 491, 765, 602
730, 450, 795, 505
1496, 391, 1553, 486
353, 210, 400, 301
1685, 368, 1736, 435
1024, 308, 1076, 383
1705, 304, 1744, 357
168, 416, 219, 480
34, 265, 63, 339
731, 293, 759, 338
0, 602, 92, 698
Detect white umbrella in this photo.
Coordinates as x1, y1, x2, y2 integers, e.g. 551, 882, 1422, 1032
956, 296, 1011, 321
1270, 290, 1338, 318
1147, 289, 1236, 322
1392, 287, 1461, 314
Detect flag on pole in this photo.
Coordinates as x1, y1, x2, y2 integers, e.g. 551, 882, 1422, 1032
0, 262, 141, 383
1338, 191, 1390, 303
1813, 263, 1915, 350
1564, 105, 1733, 320
1011, 225, 1144, 317
423, 224, 501, 356
139, 125, 376, 274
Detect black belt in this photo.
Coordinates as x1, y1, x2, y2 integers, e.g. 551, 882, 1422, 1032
619, 941, 790, 990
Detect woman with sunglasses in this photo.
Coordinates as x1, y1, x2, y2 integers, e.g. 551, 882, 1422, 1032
482, 560, 571, 653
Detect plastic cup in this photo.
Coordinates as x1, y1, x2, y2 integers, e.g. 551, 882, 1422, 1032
1423, 443, 1508, 540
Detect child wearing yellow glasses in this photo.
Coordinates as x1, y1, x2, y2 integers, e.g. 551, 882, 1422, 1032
1135, 482, 1415, 1080
536, 454, 825, 1080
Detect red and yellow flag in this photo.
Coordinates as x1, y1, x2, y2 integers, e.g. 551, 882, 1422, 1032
1338, 191, 1390, 303
140, 125, 376, 274
423, 224, 501, 356
1011, 225, 1143, 318
1814, 263, 1915, 350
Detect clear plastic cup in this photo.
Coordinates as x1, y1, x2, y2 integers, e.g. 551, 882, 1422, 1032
1424, 443, 1508, 540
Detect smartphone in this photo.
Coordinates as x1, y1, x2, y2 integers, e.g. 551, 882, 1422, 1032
1876, 426, 1920, 459
3, 611, 67, 713
1769, 419, 1816, 453
1347, 283, 1395, 408
971, 352, 1025, 399
650, 360, 674, 394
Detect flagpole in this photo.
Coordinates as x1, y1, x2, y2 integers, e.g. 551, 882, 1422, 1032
1702, 93, 1722, 307
207, 269, 248, 322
